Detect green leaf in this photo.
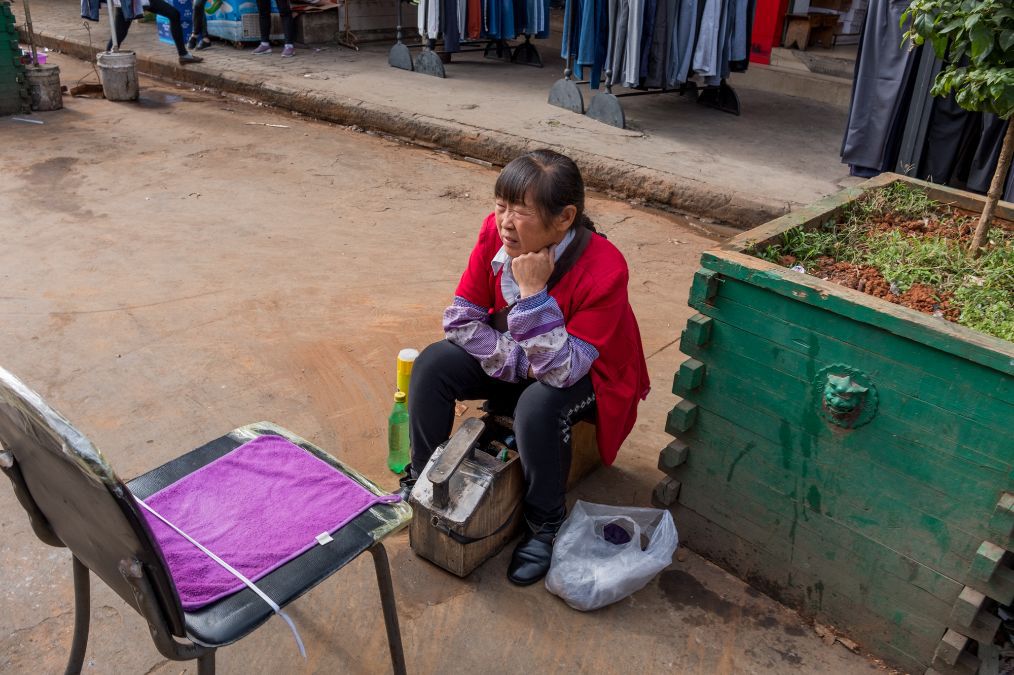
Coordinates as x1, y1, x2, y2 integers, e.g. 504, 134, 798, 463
931, 33, 949, 58
1000, 31, 1014, 53
970, 22, 994, 61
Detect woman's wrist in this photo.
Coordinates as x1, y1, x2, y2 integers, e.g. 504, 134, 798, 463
523, 281, 547, 295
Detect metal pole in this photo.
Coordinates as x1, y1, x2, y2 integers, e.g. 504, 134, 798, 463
107, 0, 119, 51
20, 0, 38, 66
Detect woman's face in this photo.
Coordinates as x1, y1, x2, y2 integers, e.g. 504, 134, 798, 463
494, 196, 573, 256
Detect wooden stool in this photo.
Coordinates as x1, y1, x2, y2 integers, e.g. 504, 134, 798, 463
783, 13, 838, 50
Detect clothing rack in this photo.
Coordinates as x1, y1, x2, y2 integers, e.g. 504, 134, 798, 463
389, 0, 546, 78
549, 0, 751, 128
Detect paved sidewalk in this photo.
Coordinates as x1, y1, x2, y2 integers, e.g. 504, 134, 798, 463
17, 0, 858, 228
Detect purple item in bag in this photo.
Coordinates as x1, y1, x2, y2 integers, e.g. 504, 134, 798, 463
139, 435, 399, 610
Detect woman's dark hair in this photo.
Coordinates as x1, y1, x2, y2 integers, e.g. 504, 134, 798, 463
494, 149, 596, 232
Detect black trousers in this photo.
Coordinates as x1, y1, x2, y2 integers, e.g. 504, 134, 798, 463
192, 0, 207, 39
256, 0, 295, 44
107, 0, 188, 56
408, 340, 596, 525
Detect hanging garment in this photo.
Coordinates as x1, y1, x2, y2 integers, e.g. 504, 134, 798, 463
637, 0, 658, 82
486, 0, 517, 40
666, 0, 697, 86
458, 0, 467, 40
443, 0, 460, 51
622, 0, 645, 87
704, 0, 732, 86
692, 0, 723, 77
966, 115, 1014, 200
418, 0, 440, 39
840, 0, 919, 172
468, 0, 482, 38
608, 0, 630, 85
575, 0, 599, 85
729, 0, 748, 61
644, 0, 674, 89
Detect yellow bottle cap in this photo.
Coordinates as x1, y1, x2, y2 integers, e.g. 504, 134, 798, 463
394, 391, 407, 403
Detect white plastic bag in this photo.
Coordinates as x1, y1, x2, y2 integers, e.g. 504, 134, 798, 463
545, 500, 678, 611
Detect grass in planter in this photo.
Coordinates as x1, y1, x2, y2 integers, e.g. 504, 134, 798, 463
752, 184, 1014, 341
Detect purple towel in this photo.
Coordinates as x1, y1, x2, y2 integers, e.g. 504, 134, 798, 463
139, 435, 399, 610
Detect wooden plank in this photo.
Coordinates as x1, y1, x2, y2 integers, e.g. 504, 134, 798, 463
673, 504, 939, 675
681, 359, 1006, 519
657, 440, 689, 472
673, 494, 949, 668
699, 250, 1014, 376
652, 476, 681, 506
680, 333, 1011, 492
949, 586, 988, 628
673, 358, 706, 396
934, 630, 970, 668
671, 436, 964, 606
665, 400, 699, 434
679, 309, 1014, 466
689, 281, 1014, 445
678, 477, 959, 618
988, 492, 1014, 548
695, 268, 1014, 405
679, 407, 983, 588
681, 314, 713, 347
966, 541, 1014, 605
688, 269, 720, 306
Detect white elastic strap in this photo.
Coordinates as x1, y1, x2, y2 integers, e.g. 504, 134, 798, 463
134, 496, 307, 659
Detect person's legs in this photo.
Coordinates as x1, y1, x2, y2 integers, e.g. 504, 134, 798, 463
408, 340, 523, 477
189, 0, 207, 46
106, 7, 131, 51
275, 0, 296, 55
254, 0, 273, 50
148, 0, 188, 55
512, 376, 595, 524
507, 376, 596, 585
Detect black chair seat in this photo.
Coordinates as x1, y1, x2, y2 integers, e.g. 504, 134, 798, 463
127, 423, 410, 647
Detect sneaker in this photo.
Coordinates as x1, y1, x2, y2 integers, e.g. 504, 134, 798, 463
251, 43, 272, 55
178, 53, 203, 65
196, 38, 213, 50
281, 44, 295, 58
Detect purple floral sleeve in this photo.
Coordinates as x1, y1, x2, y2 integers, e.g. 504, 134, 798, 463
507, 289, 599, 388
444, 297, 530, 382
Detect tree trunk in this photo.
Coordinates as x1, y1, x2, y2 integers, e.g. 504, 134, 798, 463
970, 118, 1014, 257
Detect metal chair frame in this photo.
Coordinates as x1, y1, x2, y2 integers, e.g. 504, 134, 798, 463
0, 368, 408, 675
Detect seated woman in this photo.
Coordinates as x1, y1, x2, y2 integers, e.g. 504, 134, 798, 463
405, 149, 650, 586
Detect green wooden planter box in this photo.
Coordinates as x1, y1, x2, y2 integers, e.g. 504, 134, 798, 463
0, 2, 30, 116
656, 174, 1014, 675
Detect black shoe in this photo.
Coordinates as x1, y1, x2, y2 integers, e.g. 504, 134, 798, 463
398, 472, 417, 502
507, 517, 563, 586
178, 53, 203, 65
187, 35, 198, 50
196, 38, 213, 50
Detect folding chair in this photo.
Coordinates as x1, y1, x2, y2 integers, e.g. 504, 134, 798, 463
0, 366, 412, 674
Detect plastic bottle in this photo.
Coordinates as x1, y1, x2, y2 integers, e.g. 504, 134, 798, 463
387, 391, 410, 474
396, 348, 419, 398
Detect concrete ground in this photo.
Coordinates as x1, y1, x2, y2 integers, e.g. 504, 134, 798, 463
0, 52, 889, 675
16, 0, 860, 229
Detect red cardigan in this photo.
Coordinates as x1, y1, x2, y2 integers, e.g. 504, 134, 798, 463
454, 214, 650, 465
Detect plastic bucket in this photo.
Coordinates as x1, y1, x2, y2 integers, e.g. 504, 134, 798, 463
25, 65, 62, 111
96, 51, 139, 101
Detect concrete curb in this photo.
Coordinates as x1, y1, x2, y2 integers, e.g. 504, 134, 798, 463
27, 28, 792, 228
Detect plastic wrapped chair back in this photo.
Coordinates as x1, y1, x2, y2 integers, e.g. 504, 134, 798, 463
0, 366, 186, 635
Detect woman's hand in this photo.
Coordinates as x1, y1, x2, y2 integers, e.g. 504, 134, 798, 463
512, 245, 556, 298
